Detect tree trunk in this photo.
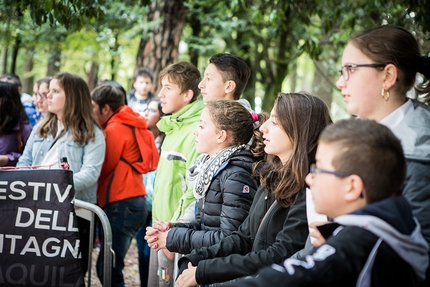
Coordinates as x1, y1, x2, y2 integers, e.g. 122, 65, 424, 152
312, 61, 334, 108
242, 55, 256, 110
22, 47, 34, 94
235, 9, 255, 109
290, 60, 297, 94
111, 56, 116, 81
312, 33, 335, 108
10, 34, 22, 74
87, 61, 99, 91
188, 10, 201, 68
261, 30, 290, 112
2, 46, 9, 75
110, 32, 120, 81
136, 0, 189, 92
47, 46, 61, 76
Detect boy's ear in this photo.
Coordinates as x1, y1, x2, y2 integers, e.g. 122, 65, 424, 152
102, 104, 113, 115
183, 89, 194, 103
382, 64, 398, 91
225, 80, 236, 94
344, 174, 365, 202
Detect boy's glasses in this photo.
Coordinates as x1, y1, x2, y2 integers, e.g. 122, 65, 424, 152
309, 164, 351, 178
145, 108, 158, 113
37, 92, 48, 98
339, 63, 386, 81
309, 164, 364, 198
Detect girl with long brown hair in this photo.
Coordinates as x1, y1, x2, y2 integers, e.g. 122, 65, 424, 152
175, 92, 332, 287
18, 72, 106, 275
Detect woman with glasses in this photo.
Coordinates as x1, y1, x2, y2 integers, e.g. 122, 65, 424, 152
0, 81, 32, 166
32, 77, 51, 124
336, 25, 430, 284
175, 92, 332, 287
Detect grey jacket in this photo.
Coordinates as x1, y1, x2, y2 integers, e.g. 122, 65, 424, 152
390, 99, 430, 247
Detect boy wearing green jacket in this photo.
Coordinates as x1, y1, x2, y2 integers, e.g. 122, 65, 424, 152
148, 61, 204, 287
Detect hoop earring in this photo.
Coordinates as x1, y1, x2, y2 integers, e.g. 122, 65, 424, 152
381, 88, 390, 101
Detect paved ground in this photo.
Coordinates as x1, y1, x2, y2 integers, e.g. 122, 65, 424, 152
85, 240, 141, 287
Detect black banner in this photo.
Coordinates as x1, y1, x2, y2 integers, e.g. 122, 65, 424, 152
0, 169, 84, 287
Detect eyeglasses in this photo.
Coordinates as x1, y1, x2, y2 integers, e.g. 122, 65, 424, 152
37, 92, 48, 98
339, 63, 386, 81
309, 164, 364, 198
145, 108, 158, 113
309, 164, 351, 177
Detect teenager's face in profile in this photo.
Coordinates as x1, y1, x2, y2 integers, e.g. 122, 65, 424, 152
259, 106, 293, 165
336, 43, 386, 121
145, 101, 161, 129
47, 78, 66, 121
158, 76, 189, 114
306, 142, 346, 219
199, 64, 230, 102
193, 107, 222, 157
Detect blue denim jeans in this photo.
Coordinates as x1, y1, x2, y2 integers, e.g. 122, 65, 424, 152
97, 196, 148, 287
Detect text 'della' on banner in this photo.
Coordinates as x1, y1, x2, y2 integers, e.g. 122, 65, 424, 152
0, 169, 84, 287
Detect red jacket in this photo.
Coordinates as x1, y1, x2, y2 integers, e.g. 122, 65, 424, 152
97, 105, 158, 207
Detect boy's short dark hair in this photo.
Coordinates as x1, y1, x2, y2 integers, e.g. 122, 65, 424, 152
91, 84, 125, 113
158, 61, 201, 102
209, 53, 250, 100
0, 73, 22, 89
319, 119, 406, 203
133, 67, 154, 83
98, 80, 127, 99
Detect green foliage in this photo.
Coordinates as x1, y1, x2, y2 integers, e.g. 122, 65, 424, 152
179, 0, 430, 111
1, 0, 430, 112
8, 0, 108, 31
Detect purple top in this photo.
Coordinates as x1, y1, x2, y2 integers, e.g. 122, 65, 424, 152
0, 121, 32, 166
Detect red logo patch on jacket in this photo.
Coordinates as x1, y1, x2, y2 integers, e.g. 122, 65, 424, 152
242, 185, 250, 194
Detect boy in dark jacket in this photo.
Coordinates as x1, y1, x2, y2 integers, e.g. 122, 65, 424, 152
226, 119, 429, 287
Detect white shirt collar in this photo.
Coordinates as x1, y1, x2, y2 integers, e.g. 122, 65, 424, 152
379, 99, 413, 130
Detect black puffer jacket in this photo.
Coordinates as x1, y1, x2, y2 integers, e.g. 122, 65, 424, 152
166, 149, 257, 254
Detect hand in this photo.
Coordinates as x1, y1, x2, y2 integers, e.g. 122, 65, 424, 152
0, 155, 9, 167
153, 220, 173, 232
176, 262, 197, 287
145, 226, 159, 248
309, 221, 329, 248
145, 226, 169, 251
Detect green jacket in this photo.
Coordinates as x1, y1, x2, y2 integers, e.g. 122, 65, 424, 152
152, 99, 205, 222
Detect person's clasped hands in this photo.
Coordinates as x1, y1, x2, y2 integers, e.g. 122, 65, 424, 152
145, 220, 172, 251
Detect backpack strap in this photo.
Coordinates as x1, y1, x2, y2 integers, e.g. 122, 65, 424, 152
119, 126, 144, 173
120, 156, 142, 174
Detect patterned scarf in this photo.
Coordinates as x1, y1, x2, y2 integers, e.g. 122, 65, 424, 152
187, 144, 247, 199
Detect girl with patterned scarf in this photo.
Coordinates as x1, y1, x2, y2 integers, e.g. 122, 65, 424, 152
145, 99, 264, 260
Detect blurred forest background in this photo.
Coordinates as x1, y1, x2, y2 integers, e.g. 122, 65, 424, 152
1, 0, 430, 119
